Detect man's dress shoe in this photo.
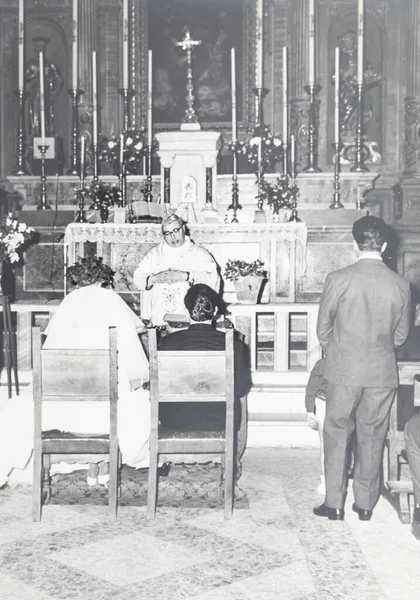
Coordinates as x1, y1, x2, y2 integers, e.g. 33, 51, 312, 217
313, 503, 345, 520
352, 503, 372, 521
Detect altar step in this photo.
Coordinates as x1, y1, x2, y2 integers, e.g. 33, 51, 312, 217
246, 382, 318, 448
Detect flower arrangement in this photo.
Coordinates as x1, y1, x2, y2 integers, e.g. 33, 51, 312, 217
0, 213, 34, 263
98, 127, 147, 174
66, 256, 115, 289
224, 258, 267, 282
228, 125, 283, 171
262, 173, 299, 214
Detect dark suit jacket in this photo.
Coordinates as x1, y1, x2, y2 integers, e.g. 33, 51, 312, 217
158, 323, 251, 431
317, 258, 411, 388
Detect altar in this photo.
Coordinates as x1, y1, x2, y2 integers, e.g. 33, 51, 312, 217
64, 222, 308, 306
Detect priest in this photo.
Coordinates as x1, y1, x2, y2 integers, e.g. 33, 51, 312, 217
133, 214, 220, 327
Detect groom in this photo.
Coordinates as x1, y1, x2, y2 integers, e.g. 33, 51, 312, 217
314, 216, 411, 521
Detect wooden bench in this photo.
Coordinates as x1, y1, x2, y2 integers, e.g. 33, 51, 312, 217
384, 363, 420, 523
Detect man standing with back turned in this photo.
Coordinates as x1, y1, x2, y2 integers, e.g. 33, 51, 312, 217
314, 216, 411, 521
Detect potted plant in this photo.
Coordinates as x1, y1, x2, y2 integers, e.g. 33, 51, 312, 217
0, 213, 34, 296
224, 258, 267, 304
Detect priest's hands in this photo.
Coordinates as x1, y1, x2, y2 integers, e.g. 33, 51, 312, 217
149, 269, 188, 285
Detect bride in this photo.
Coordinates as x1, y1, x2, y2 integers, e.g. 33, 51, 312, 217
0, 257, 150, 488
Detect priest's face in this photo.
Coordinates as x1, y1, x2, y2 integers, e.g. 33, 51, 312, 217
162, 221, 186, 248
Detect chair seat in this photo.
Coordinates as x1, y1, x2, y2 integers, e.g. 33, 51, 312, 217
159, 426, 224, 440
42, 429, 109, 442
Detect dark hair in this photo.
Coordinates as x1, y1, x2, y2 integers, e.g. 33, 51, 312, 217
352, 216, 389, 251
184, 284, 221, 322
66, 256, 115, 288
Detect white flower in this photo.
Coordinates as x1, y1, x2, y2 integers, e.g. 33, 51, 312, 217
9, 251, 19, 263
249, 137, 260, 146
18, 223, 27, 233
108, 141, 115, 149
134, 142, 143, 151
126, 137, 133, 146
273, 139, 282, 147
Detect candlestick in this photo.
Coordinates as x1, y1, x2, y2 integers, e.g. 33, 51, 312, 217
350, 83, 369, 173
92, 50, 98, 146
18, 0, 24, 90
330, 141, 344, 209
143, 144, 153, 202
72, 0, 78, 89
228, 142, 242, 223
231, 48, 237, 142
120, 132, 124, 166
357, 0, 364, 85
80, 133, 85, 184
39, 51, 46, 144
282, 46, 288, 142
308, 0, 315, 86
334, 47, 340, 144
122, 0, 129, 89
13, 90, 30, 175
67, 88, 82, 176
118, 88, 134, 132
303, 84, 322, 172
37, 143, 51, 210
147, 49, 152, 146
256, 0, 263, 89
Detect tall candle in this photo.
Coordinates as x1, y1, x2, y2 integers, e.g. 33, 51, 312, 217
231, 48, 237, 142
122, 0, 129, 88
308, 0, 315, 86
290, 134, 295, 175
92, 50, 98, 146
39, 51, 46, 143
357, 0, 364, 85
147, 49, 152, 146
18, 0, 24, 90
334, 47, 340, 144
282, 46, 288, 142
72, 0, 78, 89
256, 0, 263, 88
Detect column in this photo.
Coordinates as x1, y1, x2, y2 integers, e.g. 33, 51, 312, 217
289, 0, 316, 170
78, 0, 98, 172
401, 0, 420, 223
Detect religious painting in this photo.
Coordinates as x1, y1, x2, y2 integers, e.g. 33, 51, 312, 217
139, 0, 256, 130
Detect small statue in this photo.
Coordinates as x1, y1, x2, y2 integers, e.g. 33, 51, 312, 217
334, 31, 382, 140
24, 37, 63, 138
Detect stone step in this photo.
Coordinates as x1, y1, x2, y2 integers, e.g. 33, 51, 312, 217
247, 413, 319, 448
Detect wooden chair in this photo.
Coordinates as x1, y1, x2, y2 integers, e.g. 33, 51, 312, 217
32, 326, 120, 521
147, 327, 236, 520
383, 362, 420, 523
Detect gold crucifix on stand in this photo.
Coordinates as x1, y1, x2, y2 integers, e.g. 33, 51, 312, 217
175, 29, 202, 129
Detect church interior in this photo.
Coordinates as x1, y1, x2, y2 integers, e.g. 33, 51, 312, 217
1, 0, 420, 598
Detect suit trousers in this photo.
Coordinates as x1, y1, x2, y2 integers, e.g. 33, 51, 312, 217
324, 382, 396, 510
404, 412, 420, 507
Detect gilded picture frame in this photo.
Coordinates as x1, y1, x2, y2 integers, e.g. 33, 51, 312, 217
134, 0, 257, 133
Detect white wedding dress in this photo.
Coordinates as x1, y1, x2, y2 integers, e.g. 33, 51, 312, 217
0, 285, 151, 487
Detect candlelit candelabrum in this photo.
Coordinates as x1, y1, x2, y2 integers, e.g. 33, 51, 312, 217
37, 144, 51, 210
228, 141, 242, 223
67, 88, 83, 176
119, 88, 135, 132
13, 90, 30, 175
303, 84, 322, 172
330, 142, 344, 209
351, 83, 369, 173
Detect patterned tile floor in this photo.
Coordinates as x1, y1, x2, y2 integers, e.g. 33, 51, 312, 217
1, 448, 419, 600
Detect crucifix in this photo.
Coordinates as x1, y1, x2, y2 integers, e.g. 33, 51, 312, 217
175, 29, 202, 127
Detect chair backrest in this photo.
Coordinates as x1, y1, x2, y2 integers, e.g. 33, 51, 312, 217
148, 327, 235, 425
32, 326, 118, 433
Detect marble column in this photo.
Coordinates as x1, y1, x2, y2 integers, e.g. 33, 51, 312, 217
78, 0, 98, 172
289, 0, 316, 170
400, 0, 420, 224
404, 0, 420, 174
